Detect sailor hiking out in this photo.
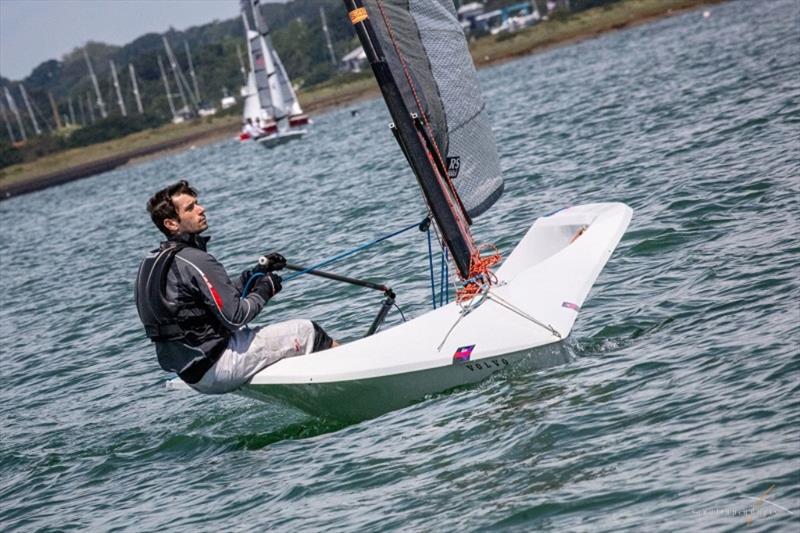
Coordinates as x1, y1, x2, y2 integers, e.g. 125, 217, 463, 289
134, 180, 336, 394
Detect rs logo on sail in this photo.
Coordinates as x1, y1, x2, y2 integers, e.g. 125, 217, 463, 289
447, 156, 461, 178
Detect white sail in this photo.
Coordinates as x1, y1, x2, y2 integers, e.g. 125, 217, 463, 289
270, 46, 303, 118
242, 71, 263, 123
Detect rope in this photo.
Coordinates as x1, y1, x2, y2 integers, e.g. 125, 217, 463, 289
456, 244, 502, 302
284, 218, 424, 282
487, 292, 562, 339
439, 248, 448, 307
241, 271, 264, 297
426, 224, 437, 309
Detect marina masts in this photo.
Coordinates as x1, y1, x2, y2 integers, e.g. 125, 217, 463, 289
162, 35, 197, 114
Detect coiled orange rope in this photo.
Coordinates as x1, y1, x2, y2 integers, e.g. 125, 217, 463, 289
456, 245, 502, 302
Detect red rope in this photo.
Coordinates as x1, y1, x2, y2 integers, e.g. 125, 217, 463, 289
456, 245, 502, 302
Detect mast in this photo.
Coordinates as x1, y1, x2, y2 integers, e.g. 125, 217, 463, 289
162, 35, 197, 114
110, 60, 127, 116
249, 0, 285, 120
48, 92, 63, 130
157, 54, 178, 120
236, 44, 248, 86
19, 85, 42, 135
83, 48, 108, 119
184, 41, 202, 103
129, 63, 144, 114
342, 0, 476, 277
0, 99, 17, 143
4, 87, 26, 140
77, 94, 86, 125
320, 6, 338, 67
86, 92, 95, 123
68, 96, 77, 126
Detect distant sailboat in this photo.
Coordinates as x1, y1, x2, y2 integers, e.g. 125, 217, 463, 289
240, 0, 308, 148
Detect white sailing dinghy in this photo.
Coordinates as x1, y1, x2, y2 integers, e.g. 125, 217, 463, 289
237, 0, 632, 421
240, 0, 309, 148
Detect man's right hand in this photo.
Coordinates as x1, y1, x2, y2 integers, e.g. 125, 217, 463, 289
252, 272, 282, 301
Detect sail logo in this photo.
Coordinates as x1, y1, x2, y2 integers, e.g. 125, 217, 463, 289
447, 156, 460, 178
452, 344, 474, 362
465, 358, 510, 372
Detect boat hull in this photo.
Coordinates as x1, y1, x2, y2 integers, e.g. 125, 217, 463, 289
239, 202, 632, 420
238, 343, 571, 421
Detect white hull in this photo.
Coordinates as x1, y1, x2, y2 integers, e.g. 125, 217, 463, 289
241, 202, 632, 421
255, 129, 306, 149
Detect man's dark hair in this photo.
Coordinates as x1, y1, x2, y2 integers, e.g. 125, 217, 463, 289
147, 180, 198, 237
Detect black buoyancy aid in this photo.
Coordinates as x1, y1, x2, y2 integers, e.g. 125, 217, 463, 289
135, 242, 186, 342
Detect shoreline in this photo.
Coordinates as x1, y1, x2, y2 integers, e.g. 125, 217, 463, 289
0, 0, 727, 201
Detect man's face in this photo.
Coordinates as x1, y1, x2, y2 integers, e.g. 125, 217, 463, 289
166, 193, 208, 235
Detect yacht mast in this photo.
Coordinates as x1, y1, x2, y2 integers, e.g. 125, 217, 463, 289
110, 60, 127, 116
48, 92, 63, 130
68, 96, 77, 126
157, 54, 178, 120
162, 36, 197, 113
78, 94, 87, 125
184, 41, 202, 103
86, 92, 96, 123
83, 48, 108, 119
129, 64, 144, 114
320, 6, 337, 66
0, 99, 17, 142
3, 87, 26, 140
236, 44, 248, 86
19, 85, 42, 135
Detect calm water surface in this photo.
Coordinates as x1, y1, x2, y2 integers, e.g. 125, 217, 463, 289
1, 1, 798, 530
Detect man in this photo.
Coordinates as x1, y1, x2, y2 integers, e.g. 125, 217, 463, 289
243, 118, 263, 139
135, 180, 335, 394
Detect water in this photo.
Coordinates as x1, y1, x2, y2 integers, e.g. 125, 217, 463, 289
1, 1, 798, 530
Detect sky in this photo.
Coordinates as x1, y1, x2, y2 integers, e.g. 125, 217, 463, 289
0, 0, 241, 81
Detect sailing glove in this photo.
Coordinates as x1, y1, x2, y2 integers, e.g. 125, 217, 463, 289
252, 273, 282, 301
257, 252, 287, 272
